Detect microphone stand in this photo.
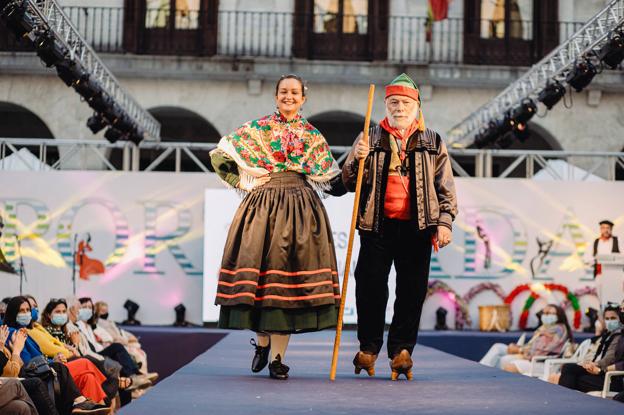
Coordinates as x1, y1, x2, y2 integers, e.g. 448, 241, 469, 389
15, 235, 26, 295
71, 234, 78, 295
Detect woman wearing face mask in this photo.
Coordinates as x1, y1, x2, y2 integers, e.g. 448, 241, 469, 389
3, 296, 111, 415
209, 74, 346, 380
76, 298, 150, 389
480, 304, 573, 373
558, 304, 624, 393
501, 304, 573, 374
41, 299, 134, 404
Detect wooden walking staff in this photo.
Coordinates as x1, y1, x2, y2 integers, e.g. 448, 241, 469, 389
330, 84, 375, 381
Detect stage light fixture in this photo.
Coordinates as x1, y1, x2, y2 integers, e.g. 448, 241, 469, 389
55, 58, 86, 87
598, 30, 624, 69
1, 0, 35, 39
104, 105, 141, 140
474, 130, 489, 149
112, 113, 134, 133
128, 126, 145, 146
538, 81, 566, 110
512, 121, 530, 142
435, 307, 449, 330
104, 127, 124, 143
494, 132, 514, 149
87, 91, 112, 113
34, 31, 67, 67
103, 103, 123, 124
173, 303, 191, 327
121, 299, 141, 326
510, 99, 537, 124
566, 59, 597, 92
86, 113, 107, 134
474, 118, 506, 149
74, 75, 103, 100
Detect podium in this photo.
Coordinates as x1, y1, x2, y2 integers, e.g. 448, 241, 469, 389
595, 254, 624, 306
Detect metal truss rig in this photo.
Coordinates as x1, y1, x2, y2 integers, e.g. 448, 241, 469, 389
19, 0, 160, 140
447, 0, 624, 147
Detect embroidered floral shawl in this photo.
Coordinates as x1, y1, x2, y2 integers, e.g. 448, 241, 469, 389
212, 112, 339, 192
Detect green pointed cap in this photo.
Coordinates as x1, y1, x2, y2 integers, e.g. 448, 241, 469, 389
386, 73, 420, 101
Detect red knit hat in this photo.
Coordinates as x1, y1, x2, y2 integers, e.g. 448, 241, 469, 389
385, 73, 420, 102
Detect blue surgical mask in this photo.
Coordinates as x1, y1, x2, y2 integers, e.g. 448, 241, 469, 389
31, 307, 39, 322
605, 319, 621, 332
541, 314, 558, 326
78, 308, 93, 322
16, 312, 32, 327
51, 313, 68, 326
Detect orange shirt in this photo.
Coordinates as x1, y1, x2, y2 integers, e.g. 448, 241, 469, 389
384, 175, 410, 220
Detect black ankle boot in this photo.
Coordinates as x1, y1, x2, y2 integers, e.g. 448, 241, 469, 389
250, 338, 270, 373
268, 354, 290, 380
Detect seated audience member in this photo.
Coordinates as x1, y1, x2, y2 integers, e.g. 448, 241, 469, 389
0, 324, 38, 415
94, 301, 156, 381
2, 324, 59, 415
558, 305, 624, 394
3, 296, 110, 415
76, 298, 150, 389
65, 299, 138, 406
0, 296, 11, 324
548, 304, 622, 384
0, 377, 37, 415
480, 304, 572, 374
41, 299, 132, 403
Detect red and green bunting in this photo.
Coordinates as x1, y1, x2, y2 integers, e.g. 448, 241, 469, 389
504, 283, 581, 330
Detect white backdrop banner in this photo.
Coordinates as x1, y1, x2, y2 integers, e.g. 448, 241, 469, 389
0, 171, 217, 325
204, 180, 623, 329
1, 171, 621, 328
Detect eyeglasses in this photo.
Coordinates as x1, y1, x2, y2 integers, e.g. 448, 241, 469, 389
49, 298, 67, 306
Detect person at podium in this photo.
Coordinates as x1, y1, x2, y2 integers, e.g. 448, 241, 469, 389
588, 220, 620, 278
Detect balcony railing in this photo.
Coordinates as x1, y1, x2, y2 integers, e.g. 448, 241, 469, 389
0, 7, 589, 65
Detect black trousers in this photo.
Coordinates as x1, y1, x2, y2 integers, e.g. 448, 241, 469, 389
49, 362, 82, 415
354, 219, 433, 358
559, 363, 623, 393
99, 343, 139, 377
21, 378, 59, 415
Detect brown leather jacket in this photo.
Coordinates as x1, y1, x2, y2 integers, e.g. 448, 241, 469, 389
342, 126, 458, 235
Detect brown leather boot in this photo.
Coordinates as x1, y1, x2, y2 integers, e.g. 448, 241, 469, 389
390, 349, 413, 381
353, 351, 377, 376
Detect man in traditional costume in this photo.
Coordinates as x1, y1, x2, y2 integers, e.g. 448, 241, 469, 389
342, 73, 458, 380
210, 75, 345, 380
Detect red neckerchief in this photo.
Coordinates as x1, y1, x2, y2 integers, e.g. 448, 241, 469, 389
379, 117, 421, 160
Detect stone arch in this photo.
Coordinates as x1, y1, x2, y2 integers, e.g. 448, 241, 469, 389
149, 106, 221, 142
307, 111, 372, 147
0, 102, 58, 166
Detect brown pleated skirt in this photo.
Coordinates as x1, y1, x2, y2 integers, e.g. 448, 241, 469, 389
215, 171, 340, 333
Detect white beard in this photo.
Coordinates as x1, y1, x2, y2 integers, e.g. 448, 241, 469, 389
385, 105, 419, 130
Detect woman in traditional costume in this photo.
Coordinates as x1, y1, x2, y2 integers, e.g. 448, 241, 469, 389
210, 74, 345, 380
